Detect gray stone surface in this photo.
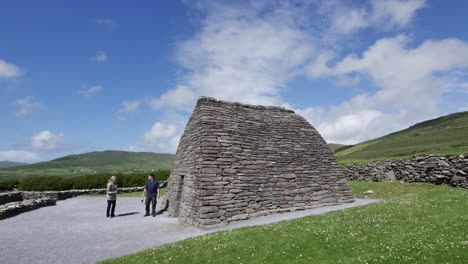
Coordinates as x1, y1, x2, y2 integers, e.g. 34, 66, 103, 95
344, 154, 468, 188
385, 170, 396, 181
0, 196, 379, 264
165, 97, 354, 229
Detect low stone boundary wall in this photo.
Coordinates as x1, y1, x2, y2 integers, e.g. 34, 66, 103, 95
0, 198, 56, 220
343, 154, 468, 188
0, 191, 23, 205
22, 187, 145, 200
0, 187, 144, 220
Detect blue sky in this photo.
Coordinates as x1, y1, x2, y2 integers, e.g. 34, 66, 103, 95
1, 0, 468, 162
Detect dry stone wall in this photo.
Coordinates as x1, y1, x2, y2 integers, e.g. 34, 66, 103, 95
0, 191, 23, 205
343, 154, 468, 188
21, 187, 144, 200
0, 197, 56, 220
165, 97, 354, 229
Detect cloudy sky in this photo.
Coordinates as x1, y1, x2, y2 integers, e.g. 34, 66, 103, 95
1, 0, 468, 162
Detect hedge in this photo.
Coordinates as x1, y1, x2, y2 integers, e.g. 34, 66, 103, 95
0, 179, 20, 191
18, 170, 171, 191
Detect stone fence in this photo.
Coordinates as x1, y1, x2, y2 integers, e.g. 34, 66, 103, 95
21, 187, 145, 201
343, 154, 468, 188
0, 191, 23, 205
0, 187, 144, 220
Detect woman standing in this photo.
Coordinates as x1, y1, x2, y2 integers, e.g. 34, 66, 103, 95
106, 176, 117, 219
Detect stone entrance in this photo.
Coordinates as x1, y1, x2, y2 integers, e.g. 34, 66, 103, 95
171, 174, 185, 217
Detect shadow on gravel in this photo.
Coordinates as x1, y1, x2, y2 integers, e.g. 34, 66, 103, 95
116, 212, 139, 217
155, 200, 169, 216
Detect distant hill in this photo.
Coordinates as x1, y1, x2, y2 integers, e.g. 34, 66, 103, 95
0, 150, 174, 179
335, 111, 468, 164
328, 143, 353, 153
0, 161, 28, 168
328, 143, 345, 151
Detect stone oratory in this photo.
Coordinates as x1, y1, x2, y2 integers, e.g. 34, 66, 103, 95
164, 97, 353, 229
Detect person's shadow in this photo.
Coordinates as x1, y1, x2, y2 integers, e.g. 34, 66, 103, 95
116, 212, 139, 217
155, 199, 169, 215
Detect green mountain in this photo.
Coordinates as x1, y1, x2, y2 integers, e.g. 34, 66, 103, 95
328, 143, 353, 153
0, 161, 28, 168
0, 150, 174, 179
335, 111, 468, 164
328, 143, 345, 151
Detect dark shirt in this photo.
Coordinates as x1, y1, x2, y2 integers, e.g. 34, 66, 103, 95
145, 180, 160, 198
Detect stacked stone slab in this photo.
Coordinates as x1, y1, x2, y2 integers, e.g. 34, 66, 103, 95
0, 191, 22, 205
165, 97, 354, 229
0, 198, 56, 220
343, 154, 468, 188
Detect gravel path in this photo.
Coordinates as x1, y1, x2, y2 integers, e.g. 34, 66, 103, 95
0, 197, 380, 264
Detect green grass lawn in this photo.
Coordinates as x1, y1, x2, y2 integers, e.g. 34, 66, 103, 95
100, 182, 468, 264
348, 181, 441, 199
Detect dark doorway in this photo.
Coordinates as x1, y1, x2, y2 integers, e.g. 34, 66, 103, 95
173, 175, 185, 217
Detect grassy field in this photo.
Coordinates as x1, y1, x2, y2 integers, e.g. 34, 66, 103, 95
0, 151, 174, 180
348, 181, 441, 199
100, 182, 468, 264
335, 111, 468, 164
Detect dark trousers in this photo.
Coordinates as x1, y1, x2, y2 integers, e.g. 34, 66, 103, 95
145, 196, 157, 215
107, 200, 116, 217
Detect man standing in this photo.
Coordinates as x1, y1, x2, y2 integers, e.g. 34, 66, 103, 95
142, 174, 160, 217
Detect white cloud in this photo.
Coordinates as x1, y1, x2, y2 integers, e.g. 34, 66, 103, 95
334, 75, 361, 87
78, 85, 104, 98
143, 122, 177, 144
148, 0, 461, 146
126, 146, 144, 152
371, 0, 426, 29
328, 0, 426, 34
121, 100, 141, 112
96, 18, 114, 25
459, 104, 468, 112
0, 150, 40, 162
92, 51, 108, 62
143, 122, 180, 153
295, 107, 325, 128
0, 59, 21, 78
166, 134, 182, 153
153, 1, 316, 108
310, 35, 468, 108
155, 0, 426, 111
318, 110, 384, 144
152, 85, 196, 110
443, 73, 468, 95
116, 100, 141, 121
14, 96, 42, 117
332, 8, 368, 33
31, 130, 62, 150
304, 35, 468, 143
